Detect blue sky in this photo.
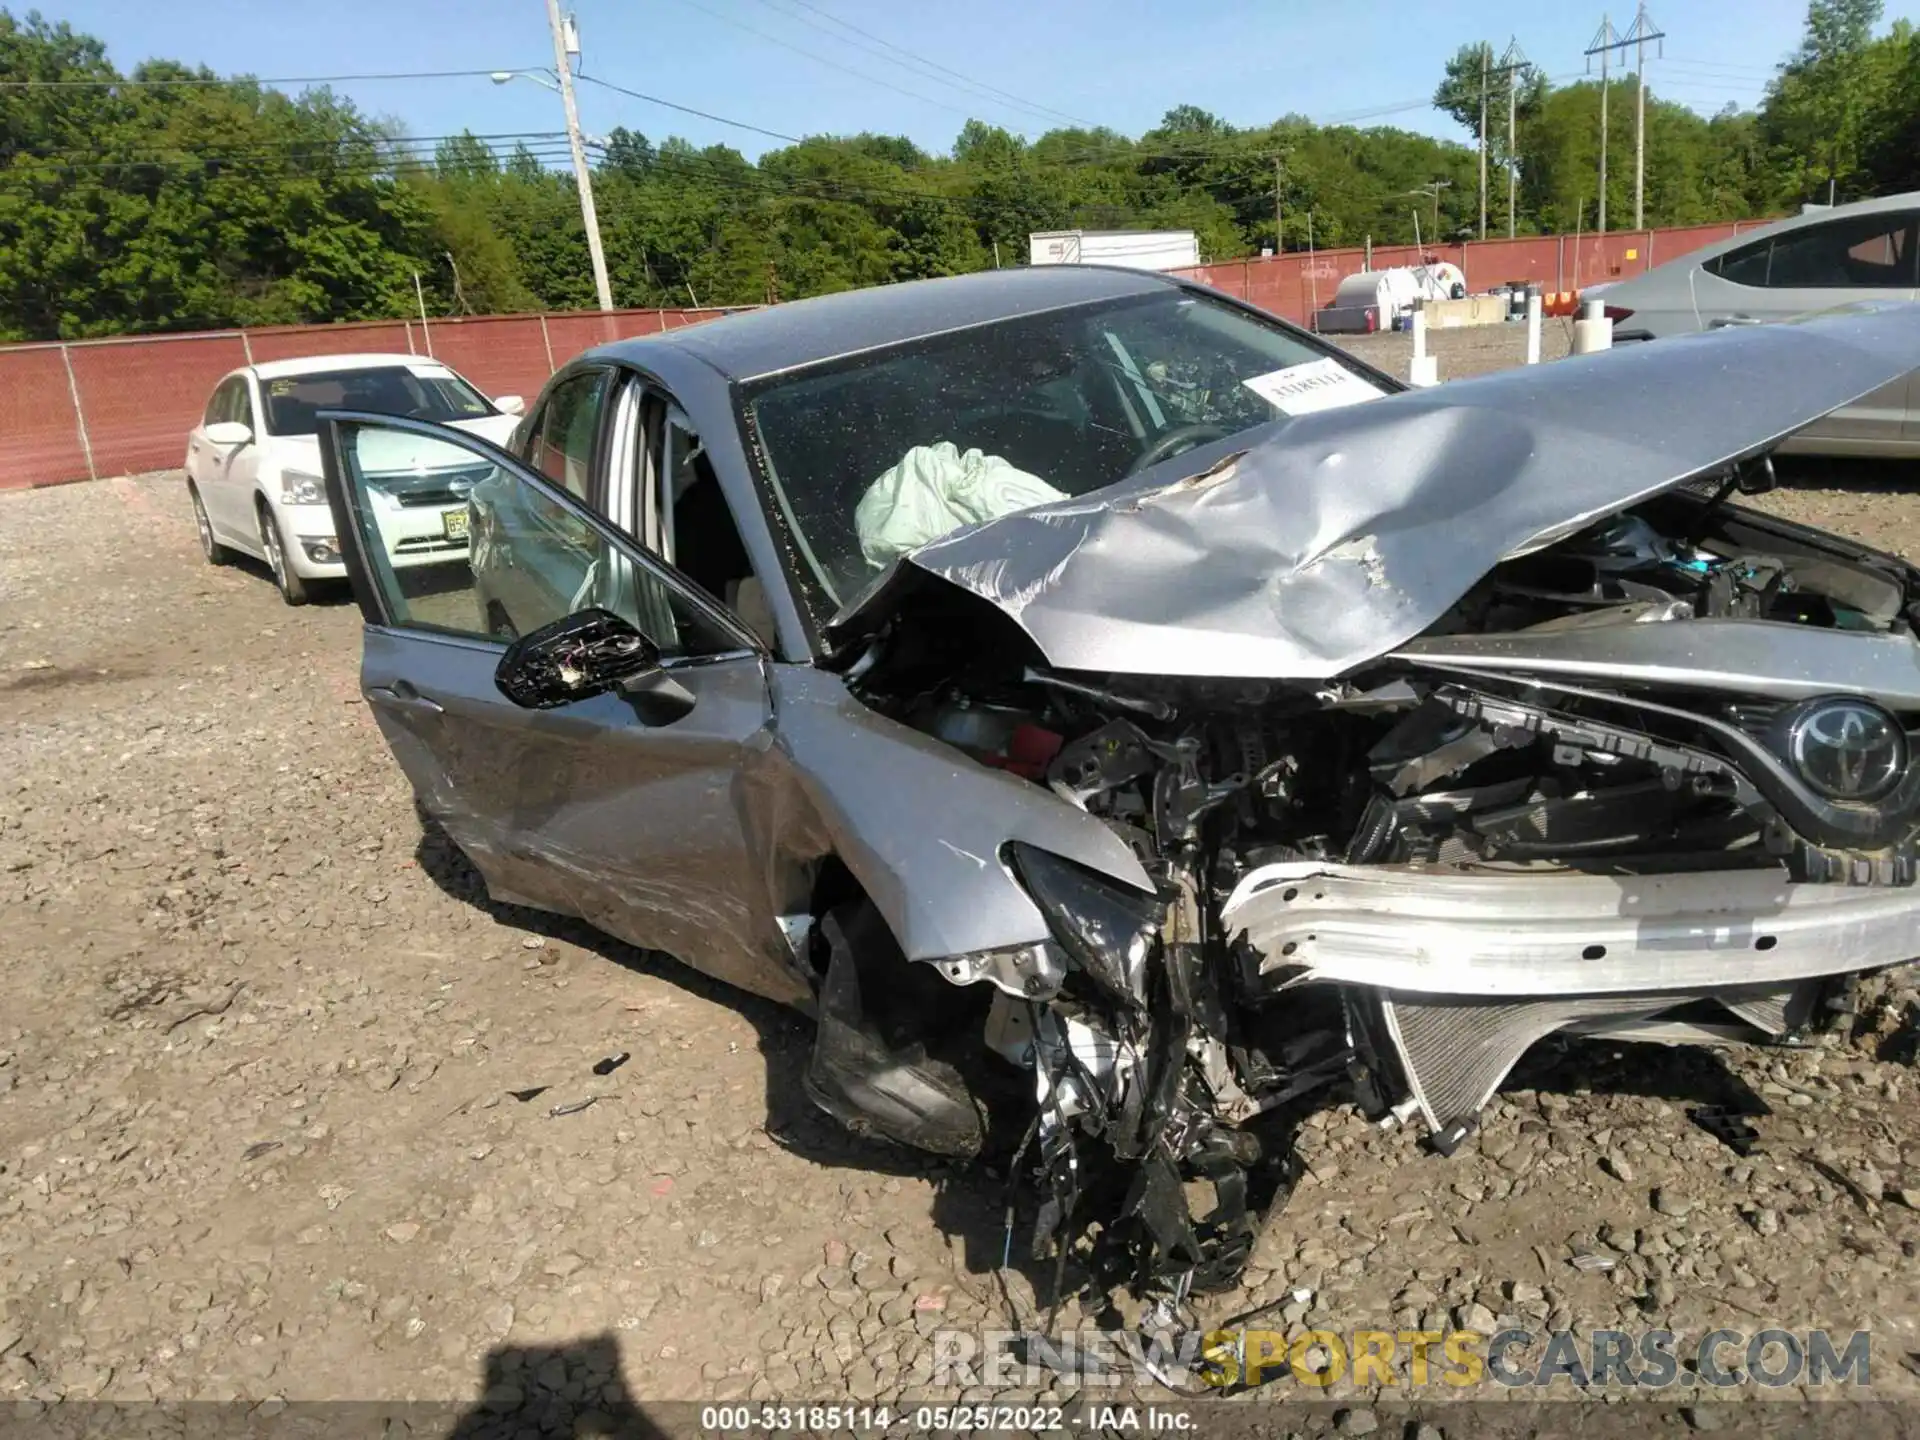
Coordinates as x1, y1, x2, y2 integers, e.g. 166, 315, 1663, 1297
42, 0, 1920, 160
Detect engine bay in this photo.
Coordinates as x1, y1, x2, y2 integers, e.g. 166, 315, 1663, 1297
817, 486, 1920, 1301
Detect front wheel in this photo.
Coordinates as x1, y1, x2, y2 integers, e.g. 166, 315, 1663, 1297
258, 503, 309, 606
189, 485, 232, 565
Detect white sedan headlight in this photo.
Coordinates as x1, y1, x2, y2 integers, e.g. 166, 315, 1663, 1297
281, 471, 327, 506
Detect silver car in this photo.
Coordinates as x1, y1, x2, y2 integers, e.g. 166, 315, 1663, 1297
1595, 192, 1920, 456
315, 267, 1920, 1305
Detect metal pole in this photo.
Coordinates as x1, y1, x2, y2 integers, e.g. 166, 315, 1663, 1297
1633, 2, 1647, 230
1274, 156, 1284, 252
1307, 211, 1318, 310
1478, 45, 1489, 241
1598, 17, 1610, 236
240, 331, 255, 366
538, 312, 555, 373
1507, 73, 1519, 238
547, 0, 614, 312
413, 272, 433, 357
59, 343, 96, 481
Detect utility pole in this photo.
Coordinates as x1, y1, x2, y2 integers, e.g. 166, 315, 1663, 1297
1465, 42, 1532, 239
1501, 40, 1530, 239
545, 0, 614, 312
1586, 14, 1615, 235
1478, 45, 1489, 240
1586, 6, 1664, 235
1274, 155, 1284, 253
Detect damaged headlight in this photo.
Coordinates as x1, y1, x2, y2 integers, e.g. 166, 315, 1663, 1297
1006, 843, 1161, 1009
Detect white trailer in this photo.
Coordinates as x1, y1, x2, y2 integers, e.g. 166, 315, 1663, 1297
1028, 229, 1201, 272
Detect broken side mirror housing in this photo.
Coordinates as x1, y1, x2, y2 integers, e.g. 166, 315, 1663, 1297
494, 607, 661, 710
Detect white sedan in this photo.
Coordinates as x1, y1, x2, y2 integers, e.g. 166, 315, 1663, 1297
183, 354, 525, 605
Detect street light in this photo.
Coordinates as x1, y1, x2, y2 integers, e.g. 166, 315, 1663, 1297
487, 4, 614, 313
1404, 181, 1451, 247
491, 68, 558, 92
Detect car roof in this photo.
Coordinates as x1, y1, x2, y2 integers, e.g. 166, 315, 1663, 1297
589, 266, 1184, 382
248, 353, 458, 380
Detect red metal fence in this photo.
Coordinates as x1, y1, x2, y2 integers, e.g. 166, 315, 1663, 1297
1, 218, 1775, 490
0, 307, 745, 490
1170, 220, 1771, 326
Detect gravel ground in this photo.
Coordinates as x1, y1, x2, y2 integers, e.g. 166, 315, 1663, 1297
1339, 319, 1575, 382
7, 349, 1920, 1423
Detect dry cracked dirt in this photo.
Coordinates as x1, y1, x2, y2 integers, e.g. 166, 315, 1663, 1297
7, 333, 1920, 1432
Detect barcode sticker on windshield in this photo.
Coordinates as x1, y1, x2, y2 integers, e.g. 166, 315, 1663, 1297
1243, 358, 1384, 415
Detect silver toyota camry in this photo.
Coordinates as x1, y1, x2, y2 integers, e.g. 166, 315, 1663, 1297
314, 265, 1920, 1303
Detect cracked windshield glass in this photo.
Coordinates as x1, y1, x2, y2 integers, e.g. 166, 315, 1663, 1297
747, 290, 1384, 605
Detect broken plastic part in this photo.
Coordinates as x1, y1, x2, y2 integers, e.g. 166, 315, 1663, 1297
804, 913, 984, 1158
1007, 843, 1161, 1010
493, 608, 660, 710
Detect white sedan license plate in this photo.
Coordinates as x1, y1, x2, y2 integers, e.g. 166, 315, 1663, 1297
442, 507, 470, 542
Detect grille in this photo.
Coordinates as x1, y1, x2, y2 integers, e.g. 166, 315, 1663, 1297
393, 487, 462, 509
394, 535, 469, 554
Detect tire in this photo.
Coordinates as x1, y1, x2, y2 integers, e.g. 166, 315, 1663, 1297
484, 601, 519, 642
258, 502, 310, 606
189, 484, 232, 565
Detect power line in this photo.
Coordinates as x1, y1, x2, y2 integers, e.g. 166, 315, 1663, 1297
1660, 56, 1780, 78
745, 0, 1096, 129
658, 0, 989, 121
0, 67, 520, 91
1, 147, 585, 181
576, 72, 805, 146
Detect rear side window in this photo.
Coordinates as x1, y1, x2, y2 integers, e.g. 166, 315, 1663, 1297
1706, 213, 1919, 289
1707, 237, 1771, 287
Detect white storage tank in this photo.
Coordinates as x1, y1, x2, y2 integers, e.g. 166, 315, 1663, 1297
1314, 263, 1468, 333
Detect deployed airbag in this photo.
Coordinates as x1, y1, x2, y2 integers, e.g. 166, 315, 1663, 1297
855, 441, 1065, 567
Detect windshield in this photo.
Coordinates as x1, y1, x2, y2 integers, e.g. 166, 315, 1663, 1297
744, 289, 1386, 611
262, 366, 495, 436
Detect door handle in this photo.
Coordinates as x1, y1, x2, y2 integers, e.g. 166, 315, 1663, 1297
367, 681, 445, 715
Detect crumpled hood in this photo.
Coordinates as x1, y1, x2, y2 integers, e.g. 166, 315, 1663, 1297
832, 303, 1920, 680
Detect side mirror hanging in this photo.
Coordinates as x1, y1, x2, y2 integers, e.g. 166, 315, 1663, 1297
494, 608, 661, 710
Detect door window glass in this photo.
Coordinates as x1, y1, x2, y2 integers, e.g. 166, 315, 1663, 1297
232, 379, 257, 431
527, 369, 611, 501
204, 380, 235, 427
659, 415, 774, 647
332, 419, 740, 658
1711, 213, 1918, 289
1707, 237, 1771, 287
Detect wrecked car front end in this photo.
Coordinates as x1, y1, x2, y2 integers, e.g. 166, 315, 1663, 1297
797, 305, 1920, 1303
